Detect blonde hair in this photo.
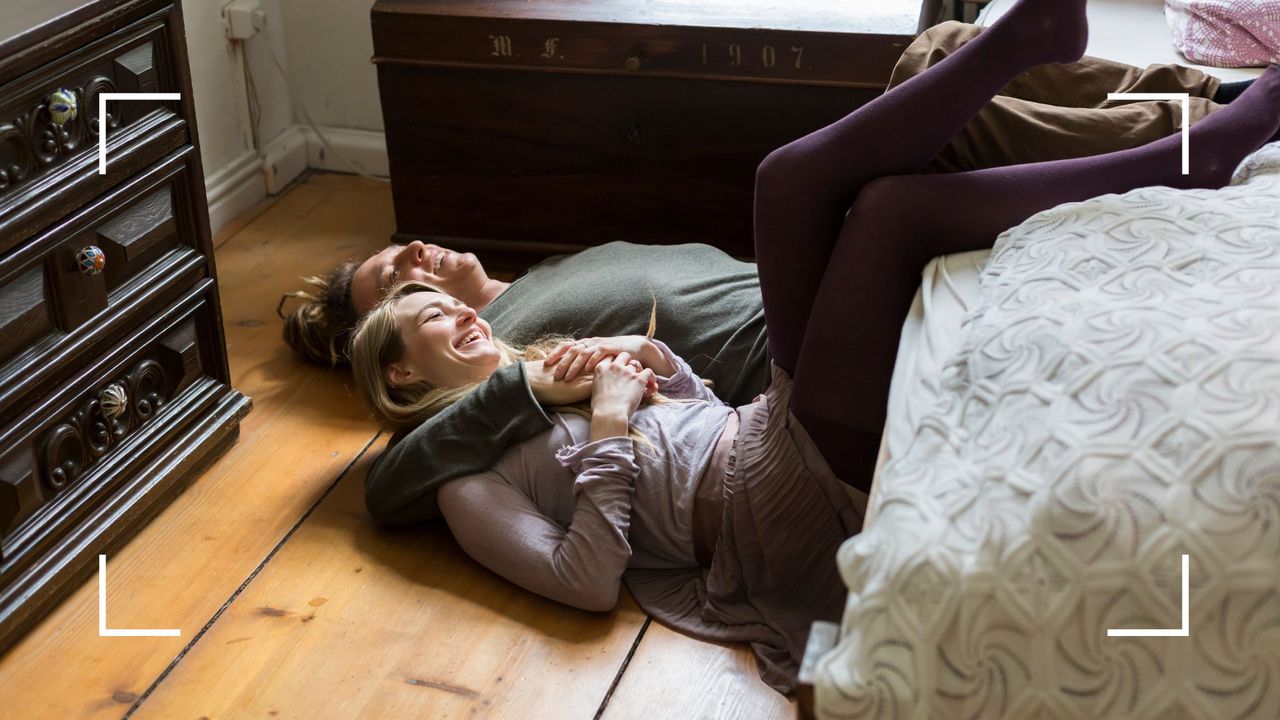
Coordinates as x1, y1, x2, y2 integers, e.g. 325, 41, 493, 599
278, 261, 360, 368
349, 281, 676, 444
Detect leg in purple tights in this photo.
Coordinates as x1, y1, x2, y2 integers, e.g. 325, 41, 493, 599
786, 65, 1280, 490
754, 0, 1089, 376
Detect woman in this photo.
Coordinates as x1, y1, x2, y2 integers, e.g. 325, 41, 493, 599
349, 0, 1280, 693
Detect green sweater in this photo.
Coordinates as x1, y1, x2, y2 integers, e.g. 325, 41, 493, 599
364, 241, 770, 526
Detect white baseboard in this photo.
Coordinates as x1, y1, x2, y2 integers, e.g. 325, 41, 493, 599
205, 149, 265, 237
260, 126, 310, 195
203, 125, 388, 234
299, 125, 388, 177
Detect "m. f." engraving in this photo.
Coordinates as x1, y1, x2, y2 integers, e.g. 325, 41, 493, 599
488, 34, 514, 57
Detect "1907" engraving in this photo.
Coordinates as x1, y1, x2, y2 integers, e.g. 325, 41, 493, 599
702, 43, 805, 70
483, 34, 808, 72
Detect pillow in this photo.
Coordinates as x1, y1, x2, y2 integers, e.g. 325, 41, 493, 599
1165, 0, 1280, 68
816, 142, 1280, 720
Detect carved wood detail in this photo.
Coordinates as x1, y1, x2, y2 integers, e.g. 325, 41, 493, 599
97, 185, 174, 261
114, 44, 157, 94
0, 76, 119, 195
0, 268, 50, 368
39, 357, 169, 492
0, 40, 156, 197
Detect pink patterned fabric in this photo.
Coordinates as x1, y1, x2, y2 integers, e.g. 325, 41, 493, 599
1165, 0, 1280, 68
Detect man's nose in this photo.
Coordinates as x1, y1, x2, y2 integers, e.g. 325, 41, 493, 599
401, 241, 425, 265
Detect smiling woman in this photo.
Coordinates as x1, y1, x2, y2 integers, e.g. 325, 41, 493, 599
348, 281, 518, 430
380, 290, 501, 389
346, 275, 861, 696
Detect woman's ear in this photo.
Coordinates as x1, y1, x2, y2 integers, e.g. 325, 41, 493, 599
385, 362, 414, 387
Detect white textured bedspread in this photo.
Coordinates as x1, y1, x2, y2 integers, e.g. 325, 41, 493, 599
818, 142, 1280, 720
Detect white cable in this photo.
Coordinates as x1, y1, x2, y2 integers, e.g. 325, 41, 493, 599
237, 38, 262, 152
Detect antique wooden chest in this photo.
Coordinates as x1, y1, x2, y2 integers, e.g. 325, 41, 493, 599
0, 0, 249, 651
372, 0, 942, 267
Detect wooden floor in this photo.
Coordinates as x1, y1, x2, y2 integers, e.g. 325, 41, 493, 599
0, 173, 797, 720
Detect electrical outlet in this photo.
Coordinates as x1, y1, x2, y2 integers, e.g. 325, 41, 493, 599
223, 0, 266, 40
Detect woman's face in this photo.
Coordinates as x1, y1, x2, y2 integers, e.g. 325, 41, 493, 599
351, 241, 488, 315
385, 291, 500, 390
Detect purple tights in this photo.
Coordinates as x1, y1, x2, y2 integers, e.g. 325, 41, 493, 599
754, 0, 1280, 491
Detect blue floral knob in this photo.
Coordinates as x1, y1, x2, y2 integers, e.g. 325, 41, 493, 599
77, 246, 106, 276
48, 88, 77, 127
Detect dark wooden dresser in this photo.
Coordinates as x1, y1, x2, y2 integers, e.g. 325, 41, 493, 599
372, 0, 942, 268
0, 0, 249, 653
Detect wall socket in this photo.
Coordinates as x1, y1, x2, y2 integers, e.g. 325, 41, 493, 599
223, 0, 266, 40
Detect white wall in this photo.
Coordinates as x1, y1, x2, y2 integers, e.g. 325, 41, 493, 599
241, 0, 297, 145
182, 0, 386, 233
182, 0, 284, 233
182, 0, 254, 183
279, 0, 383, 132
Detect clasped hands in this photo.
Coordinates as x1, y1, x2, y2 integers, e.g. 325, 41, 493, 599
524, 336, 673, 413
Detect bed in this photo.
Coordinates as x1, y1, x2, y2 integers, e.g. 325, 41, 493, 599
874, 0, 1268, 503
814, 2, 1278, 718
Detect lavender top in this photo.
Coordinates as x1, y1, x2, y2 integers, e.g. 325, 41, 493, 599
435, 341, 735, 612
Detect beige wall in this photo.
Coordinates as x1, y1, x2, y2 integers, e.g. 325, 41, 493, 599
242, 0, 297, 145
181, 0, 301, 230
279, 0, 383, 131
182, 0, 255, 176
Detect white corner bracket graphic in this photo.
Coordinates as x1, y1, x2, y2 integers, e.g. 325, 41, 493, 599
98, 554, 181, 637
98, 93, 182, 174
1107, 554, 1190, 638
1106, 92, 1191, 175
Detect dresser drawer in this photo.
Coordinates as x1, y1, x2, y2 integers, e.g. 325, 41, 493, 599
0, 281, 228, 568
0, 147, 206, 413
0, 5, 187, 251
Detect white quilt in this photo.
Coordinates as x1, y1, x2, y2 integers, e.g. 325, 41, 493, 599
817, 142, 1280, 720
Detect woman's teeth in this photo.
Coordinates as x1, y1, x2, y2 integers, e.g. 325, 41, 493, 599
457, 328, 483, 348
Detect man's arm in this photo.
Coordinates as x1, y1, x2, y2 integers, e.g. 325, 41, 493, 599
364, 363, 553, 526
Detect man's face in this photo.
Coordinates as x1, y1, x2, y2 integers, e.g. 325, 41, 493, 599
350, 241, 488, 315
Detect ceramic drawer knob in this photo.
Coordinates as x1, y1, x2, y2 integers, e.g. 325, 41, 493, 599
99, 383, 127, 419
77, 245, 106, 275
48, 87, 77, 126
624, 55, 642, 71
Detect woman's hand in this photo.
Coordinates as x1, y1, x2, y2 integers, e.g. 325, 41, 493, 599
524, 361, 593, 405
589, 352, 656, 441
544, 336, 675, 381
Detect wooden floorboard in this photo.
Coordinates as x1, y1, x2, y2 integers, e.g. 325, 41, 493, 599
133, 445, 648, 719
601, 623, 798, 720
0, 174, 392, 719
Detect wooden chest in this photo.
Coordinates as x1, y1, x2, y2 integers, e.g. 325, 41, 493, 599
372, 0, 941, 267
0, 0, 249, 652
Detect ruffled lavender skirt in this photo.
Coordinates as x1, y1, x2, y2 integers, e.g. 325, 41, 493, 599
685, 368, 866, 695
